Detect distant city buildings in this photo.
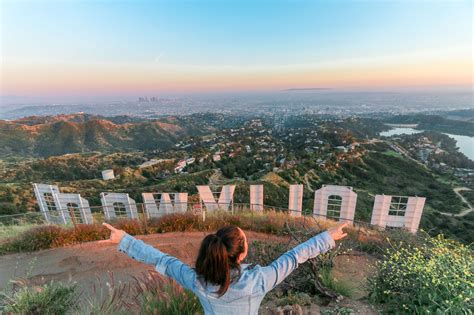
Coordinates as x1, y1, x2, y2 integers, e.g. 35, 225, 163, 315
138, 96, 159, 102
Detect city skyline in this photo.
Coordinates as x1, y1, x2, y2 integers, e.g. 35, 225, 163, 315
1, 0, 472, 100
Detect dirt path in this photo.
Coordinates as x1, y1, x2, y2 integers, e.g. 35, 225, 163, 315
0, 231, 287, 294
303, 170, 317, 192
440, 187, 473, 217
208, 168, 224, 185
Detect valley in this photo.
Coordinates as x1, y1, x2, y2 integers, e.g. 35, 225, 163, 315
1, 111, 473, 243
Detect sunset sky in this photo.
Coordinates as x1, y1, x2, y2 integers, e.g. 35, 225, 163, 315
1, 0, 472, 99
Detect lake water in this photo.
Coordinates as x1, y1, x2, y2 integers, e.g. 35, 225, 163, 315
380, 128, 423, 137
380, 127, 474, 161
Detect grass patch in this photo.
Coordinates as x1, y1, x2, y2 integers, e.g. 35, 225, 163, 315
1, 281, 78, 314
0, 223, 41, 242
319, 267, 353, 298
133, 272, 203, 315
1, 272, 203, 315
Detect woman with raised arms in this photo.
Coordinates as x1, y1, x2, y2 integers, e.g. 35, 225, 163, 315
101, 222, 348, 314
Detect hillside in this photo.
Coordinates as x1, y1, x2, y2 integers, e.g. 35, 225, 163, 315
0, 114, 208, 158
1, 113, 473, 244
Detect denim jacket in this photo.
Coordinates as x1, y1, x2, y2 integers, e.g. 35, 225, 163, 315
118, 231, 335, 315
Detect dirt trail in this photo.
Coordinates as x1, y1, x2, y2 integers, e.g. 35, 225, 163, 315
303, 170, 318, 192
440, 187, 473, 217
0, 231, 287, 293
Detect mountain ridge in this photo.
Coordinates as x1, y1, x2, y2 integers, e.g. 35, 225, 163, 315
0, 114, 200, 158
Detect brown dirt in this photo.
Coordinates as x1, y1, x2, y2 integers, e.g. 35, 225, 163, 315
262, 172, 290, 187
0, 231, 287, 293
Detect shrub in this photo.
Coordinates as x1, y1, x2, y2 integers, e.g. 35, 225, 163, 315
132, 271, 203, 315
1, 281, 78, 314
369, 234, 473, 313
275, 291, 313, 306
0, 225, 68, 253
319, 267, 353, 298
0, 219, 147, 254
71, 223, 110, 243
139, 285, 202, 315
0, 223, 42, 243
150, 212, 207, 232
113, 218, 146, 235
248, 237, 349, 301
80, 272, 133, 315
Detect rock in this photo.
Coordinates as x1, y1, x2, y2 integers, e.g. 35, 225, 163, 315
270, 304, 304, 315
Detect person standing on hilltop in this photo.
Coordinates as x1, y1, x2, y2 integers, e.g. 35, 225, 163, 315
101, 222, 348, 314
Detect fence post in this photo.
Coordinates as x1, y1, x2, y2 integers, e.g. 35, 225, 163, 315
140, 204, 149, 234
68, 207, 78, 230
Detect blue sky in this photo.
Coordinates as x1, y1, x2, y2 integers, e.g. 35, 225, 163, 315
1, 0, 472, 96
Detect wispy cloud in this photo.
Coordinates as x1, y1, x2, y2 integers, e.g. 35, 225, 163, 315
154, 52, 165, 63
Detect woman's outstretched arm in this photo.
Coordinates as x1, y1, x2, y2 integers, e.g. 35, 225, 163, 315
259, 223, 348, 293
100, 223, 196, 291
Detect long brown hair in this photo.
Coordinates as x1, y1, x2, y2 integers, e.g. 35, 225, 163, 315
195, 226, 245, 296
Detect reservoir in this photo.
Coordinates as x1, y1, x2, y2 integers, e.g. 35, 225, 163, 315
380, 127, 474, 161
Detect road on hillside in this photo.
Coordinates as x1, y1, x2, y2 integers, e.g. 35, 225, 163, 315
440, 187, 473, 217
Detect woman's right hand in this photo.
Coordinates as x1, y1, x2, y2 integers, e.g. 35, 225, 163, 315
327, 222, 349, 241
99, 223, 127, 244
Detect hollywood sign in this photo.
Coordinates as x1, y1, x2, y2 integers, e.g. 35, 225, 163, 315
33, 183, 425, 233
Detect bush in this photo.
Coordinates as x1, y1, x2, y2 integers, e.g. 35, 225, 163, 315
132, 271, 203, 315
369, 234, 473, 313
113, 218, 146, 235
0, 225, 68, 253
1, 281, 78, 314
71, 223, 110, 243
275, 291, 312, 306
319, 267, 353, 298
81, 272, 133, 315
0, 220, 143, 254
248, 237, 349, 301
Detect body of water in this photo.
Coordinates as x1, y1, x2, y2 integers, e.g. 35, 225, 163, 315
380, 127, 474, 161
380, 127, 423, 137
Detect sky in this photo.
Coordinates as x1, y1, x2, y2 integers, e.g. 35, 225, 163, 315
1, 0, 473, 100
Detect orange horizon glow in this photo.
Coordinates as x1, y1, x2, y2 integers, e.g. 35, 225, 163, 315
2, 57, 472, 96
2, 1, 472, 98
